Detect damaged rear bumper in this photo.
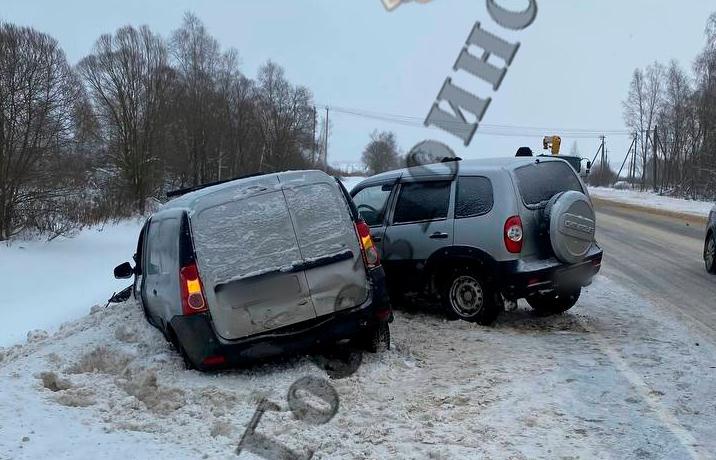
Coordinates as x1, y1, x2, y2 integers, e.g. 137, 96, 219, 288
170, 267, 391, 370
498, 245, 603, 299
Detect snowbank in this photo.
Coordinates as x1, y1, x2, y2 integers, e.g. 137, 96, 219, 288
0, 220, 144, 347
589, 186, 713, 219
1, 276, 714, 458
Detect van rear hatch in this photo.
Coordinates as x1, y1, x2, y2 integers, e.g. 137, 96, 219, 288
512, 160, 586, 259
190, 172, 369, 341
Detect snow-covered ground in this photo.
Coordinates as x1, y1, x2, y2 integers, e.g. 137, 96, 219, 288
1, 275, 714, 459
0, 221, 144, 347
589, 186, 714, 219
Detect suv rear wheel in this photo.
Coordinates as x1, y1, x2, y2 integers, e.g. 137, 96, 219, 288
704, 232, 716, 274
526, 288, 581, 315
441, 267, 500, 325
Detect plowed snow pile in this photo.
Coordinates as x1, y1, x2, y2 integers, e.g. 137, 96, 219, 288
1, 276, 715, 459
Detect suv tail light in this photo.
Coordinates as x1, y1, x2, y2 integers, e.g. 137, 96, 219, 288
504, 215, 523, 253
180, 261, 208, 315
355, 220, 380, 269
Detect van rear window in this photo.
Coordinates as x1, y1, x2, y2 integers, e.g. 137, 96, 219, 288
514, 161, 583, 206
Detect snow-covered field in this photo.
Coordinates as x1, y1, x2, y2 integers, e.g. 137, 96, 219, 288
1, 275, 714, 459
0, 221, 144, 347
589, 186, 713, 219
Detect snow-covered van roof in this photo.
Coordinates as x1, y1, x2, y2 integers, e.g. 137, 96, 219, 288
158, 170, 334, 215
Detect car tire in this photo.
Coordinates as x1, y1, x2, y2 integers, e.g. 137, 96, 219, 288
526, 288, 581, 315
360, 320, 390, 353
441, 267, 500, 325
704, 233, 716, 274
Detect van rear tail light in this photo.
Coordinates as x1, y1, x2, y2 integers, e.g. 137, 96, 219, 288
504, 215, 523, 253
201, 355, 226, 367
180, 261, 208, 315
355, 220, 381, 269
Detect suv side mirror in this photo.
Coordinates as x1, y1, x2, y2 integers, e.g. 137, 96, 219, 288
114, 262, 134, 279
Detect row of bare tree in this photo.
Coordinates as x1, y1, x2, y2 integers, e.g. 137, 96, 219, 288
622, 12, 716, 199
0, 13, 326, 240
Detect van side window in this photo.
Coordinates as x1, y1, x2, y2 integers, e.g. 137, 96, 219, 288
146, 218, 178, 275
146, 219, 161, 275
455, 176, 494, 218
393, 181, 451, 224
134, 222, 147, 274
352, 185, 392, 227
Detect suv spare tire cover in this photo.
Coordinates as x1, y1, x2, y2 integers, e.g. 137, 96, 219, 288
545, 190, 596, 264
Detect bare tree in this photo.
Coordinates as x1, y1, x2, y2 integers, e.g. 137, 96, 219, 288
254, 61, 314, 171
623, 63, 664, 190
78, 25, 173, 213
362, 131, 400, 175
0, 23, 84, 240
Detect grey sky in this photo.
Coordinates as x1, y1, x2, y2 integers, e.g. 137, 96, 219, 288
3, 0, 715, 169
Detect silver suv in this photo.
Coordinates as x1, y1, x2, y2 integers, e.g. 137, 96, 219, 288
350, 157, 602, 325
114, 170, 391, 370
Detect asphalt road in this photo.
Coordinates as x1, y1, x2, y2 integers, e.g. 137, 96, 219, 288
595, 200, 716, 339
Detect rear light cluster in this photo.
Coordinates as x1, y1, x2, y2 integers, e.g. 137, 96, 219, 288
504, 215, 523, 254
355, 220, 380, 269
180, 261, 208, 316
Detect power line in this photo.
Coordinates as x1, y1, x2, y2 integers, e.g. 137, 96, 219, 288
315, 103, 634, 138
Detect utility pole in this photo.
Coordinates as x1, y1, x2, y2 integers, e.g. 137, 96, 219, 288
616, 133, 637, 183
630, 131, 638, 184
324, 106, 329, 169
312, 106, 317, 166
653, 126, 658, 192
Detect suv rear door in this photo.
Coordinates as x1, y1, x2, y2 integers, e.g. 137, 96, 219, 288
191, 188, 317, 340
382, 179, 455, 279
281, 173, 369, 316
512, 159, 586, 259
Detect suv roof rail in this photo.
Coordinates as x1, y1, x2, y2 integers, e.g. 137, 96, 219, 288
166, 172, 266, 198
440, 156, 462, 163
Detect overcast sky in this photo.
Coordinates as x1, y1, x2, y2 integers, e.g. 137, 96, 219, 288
3, 0, 715, 169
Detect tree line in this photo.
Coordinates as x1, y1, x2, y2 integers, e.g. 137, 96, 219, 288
620, 12, 716, 198
0, 13, 331, 240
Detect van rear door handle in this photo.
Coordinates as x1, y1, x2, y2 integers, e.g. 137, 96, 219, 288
372, 236, 382, 242
429, 232, 449, 239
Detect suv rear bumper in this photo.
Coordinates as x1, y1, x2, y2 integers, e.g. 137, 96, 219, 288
170, 267, 391, 370
497, 245, 603, 299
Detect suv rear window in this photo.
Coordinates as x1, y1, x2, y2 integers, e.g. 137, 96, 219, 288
393, 181, 451, 224
455, 176, 493, 218
514, 161, 583, 206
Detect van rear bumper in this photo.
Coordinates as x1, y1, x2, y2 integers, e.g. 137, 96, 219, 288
497, 245, 603, 299
170, 267, 391, 370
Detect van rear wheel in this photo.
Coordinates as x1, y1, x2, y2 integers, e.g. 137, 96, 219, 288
441, 268, 500, 325
527, 288, 581, 315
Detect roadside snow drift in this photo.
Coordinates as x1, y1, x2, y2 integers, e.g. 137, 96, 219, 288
0, 221, 143, 347
1, 276, 714, 459
589, 186, 713, 219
